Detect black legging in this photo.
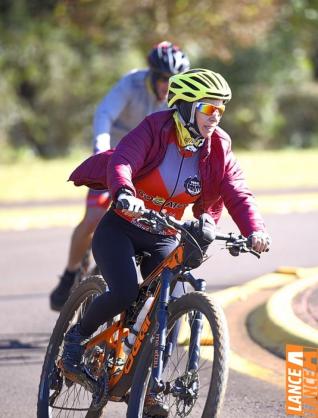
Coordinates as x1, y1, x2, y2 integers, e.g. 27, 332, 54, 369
80, 209, 178, 335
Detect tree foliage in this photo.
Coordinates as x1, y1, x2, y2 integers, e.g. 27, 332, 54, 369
0, 0, 317, 158
56, 0, 280, 59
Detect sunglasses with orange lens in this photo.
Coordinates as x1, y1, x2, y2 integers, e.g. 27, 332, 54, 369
196, 102, 225, 116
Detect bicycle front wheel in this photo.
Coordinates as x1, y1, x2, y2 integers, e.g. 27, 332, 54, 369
127, 291, 230, 418
37, 275, 107, 418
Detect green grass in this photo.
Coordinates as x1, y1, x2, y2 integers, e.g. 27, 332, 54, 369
0, 154, 87, 202
236, 149, 318, 191
2, 193, 318, 231
0, 149, 317, 203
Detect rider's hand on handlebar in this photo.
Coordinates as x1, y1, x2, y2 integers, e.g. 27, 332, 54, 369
248, 231, 271, 253
117, 191, 145, 217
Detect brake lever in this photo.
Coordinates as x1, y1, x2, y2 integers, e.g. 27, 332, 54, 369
245, 237, 262, 258
250, 249, 261, 259
241, 245, 261, 259
227, 241, 261, 259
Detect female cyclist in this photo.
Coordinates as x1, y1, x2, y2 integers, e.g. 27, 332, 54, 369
62, 68, 271, 416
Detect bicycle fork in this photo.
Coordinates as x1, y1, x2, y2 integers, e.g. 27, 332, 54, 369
151, 269, 206, 394
186, 272, 206, 372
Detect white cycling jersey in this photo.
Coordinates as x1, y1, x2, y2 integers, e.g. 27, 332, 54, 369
93, 69, 168, 153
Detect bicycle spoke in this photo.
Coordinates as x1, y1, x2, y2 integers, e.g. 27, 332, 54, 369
129, 306, 218, 417
39, 277, 108, 417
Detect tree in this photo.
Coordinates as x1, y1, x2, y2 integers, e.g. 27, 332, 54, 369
57, 0, 280, 60
1, 0, 317, 157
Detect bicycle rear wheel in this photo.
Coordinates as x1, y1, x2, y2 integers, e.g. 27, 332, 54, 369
37, 275, 107, 418
127, 291, 229, 418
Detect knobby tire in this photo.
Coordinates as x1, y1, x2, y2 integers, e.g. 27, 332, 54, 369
126, 291, 230, 418
37, 275, 107, 418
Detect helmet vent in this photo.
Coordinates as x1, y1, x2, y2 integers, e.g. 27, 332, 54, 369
212, 73, 225, 87
182, 79, 200, 91
183, 92, 197, 98
190, 75, 211, 89
170, 81, 182, 89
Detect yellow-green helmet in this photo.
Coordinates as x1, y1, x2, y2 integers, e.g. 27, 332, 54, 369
168, 68, 232, 107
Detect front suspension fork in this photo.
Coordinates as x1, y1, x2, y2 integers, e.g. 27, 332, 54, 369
151, 270, 206, 393
186, 272, 206, 372
151, 268, 171, 392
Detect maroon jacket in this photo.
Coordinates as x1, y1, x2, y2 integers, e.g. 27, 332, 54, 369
69, 110, 265, 236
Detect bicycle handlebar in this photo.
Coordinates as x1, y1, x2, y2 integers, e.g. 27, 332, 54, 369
115, 204, 261, 259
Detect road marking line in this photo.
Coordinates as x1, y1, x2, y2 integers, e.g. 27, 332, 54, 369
266, 274, 318, 346
229, 350, 283, 386
206, 271, 299, 386
177, 271, 298, 386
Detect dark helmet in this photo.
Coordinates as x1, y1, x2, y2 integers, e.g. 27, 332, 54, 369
148, 41, 190, 75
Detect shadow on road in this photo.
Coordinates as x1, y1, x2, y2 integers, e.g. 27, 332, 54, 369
0, 333, 49, 366
0, 293, 48, 301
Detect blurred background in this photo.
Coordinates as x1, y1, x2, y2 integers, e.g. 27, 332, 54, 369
0, 2, 318, 417
1, 0, 318, 159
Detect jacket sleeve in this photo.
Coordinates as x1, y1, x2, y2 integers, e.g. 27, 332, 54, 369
107, 117, 155, 198
92, 72, 134, 153
68, 150, 114, 189
220, 147, 266, 237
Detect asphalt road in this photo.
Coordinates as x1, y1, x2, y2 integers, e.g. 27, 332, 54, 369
0, 211, 317, 417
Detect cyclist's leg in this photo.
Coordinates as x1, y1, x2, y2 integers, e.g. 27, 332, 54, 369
139, 234, 178, 278
50, 189, 110, 311
140, 235, 188, 298
67, 207, 105, 270
82, 214, 183, 335
67, 189, 111, 271
79, 211, 141, 336
61, 210, 141, 376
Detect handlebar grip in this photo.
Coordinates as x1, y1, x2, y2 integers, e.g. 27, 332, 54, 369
215, 232, 243, 242
215, 233, 232, 241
